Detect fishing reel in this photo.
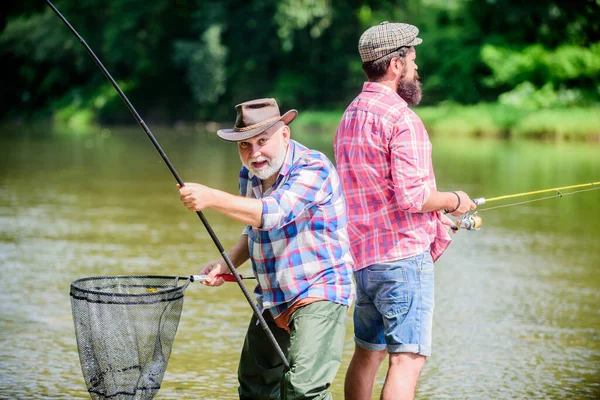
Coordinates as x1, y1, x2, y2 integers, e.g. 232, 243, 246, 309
451, 212, 483, 231
451, 211, 483, 231
450, 197, 484, 232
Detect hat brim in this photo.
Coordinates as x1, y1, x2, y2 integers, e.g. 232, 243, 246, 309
408, 37, 422, 46
217, 109, 298, 142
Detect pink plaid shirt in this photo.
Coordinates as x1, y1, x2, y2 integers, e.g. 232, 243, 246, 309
334, 82, 451, 270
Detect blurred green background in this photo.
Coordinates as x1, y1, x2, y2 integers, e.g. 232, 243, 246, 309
2, 0, 599, 140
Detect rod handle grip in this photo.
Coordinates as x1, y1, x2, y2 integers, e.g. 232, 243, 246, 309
219, 274, 238, 282
191, 274, 241, 283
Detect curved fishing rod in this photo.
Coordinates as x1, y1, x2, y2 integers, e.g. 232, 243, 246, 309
453, 181, 600, 231
46, 0, 289, 369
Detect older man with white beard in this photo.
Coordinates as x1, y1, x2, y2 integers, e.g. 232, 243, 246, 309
178, 98, 354, 400
334, 22, 477, 400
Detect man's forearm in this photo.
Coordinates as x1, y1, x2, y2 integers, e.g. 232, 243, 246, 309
420, 189, 459, 213
208, 189, 263, 227
224, 235, 251, 268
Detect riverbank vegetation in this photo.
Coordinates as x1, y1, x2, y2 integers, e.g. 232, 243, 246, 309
1, 0, 598, 141
293, 104, 600, 142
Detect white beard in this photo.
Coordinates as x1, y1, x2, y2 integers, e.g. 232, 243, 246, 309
241, 143, 287, 180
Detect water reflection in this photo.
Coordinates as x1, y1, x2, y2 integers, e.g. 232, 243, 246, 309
0, 124, 598, 398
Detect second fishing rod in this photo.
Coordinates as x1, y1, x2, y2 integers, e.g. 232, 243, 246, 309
452, 181, 600, 231
45, 0, 289, 369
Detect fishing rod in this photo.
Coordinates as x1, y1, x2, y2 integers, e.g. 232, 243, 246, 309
46, 0, 289, 369
453, 181, 600, 231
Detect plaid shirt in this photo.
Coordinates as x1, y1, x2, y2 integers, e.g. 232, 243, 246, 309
240, 139, 354, 318
334, 82, 451, 270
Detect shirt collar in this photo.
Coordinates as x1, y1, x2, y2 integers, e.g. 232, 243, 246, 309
277, 139, 295, 181
362, 81, 407, 106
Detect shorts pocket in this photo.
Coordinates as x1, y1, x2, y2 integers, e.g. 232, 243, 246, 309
368, 269, 409, 319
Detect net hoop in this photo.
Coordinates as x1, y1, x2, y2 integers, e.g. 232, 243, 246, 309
70, 275, 191, 303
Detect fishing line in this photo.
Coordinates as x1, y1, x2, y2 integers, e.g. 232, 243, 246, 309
478, 186, 600, 212
472, 181, 599, 205
46, 0, 289, 368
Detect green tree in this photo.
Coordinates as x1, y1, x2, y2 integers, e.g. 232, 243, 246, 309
1, 0, 598, 125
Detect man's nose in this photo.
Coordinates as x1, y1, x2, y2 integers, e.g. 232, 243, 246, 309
250, 145, 261, 157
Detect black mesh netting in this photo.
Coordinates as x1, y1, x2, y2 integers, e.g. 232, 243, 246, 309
70, 275, 190, 400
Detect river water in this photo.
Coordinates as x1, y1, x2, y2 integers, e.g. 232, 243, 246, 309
1, 123, 599, 399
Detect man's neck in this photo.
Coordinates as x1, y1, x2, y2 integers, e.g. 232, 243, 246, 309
371, 77, 397, 92
261, 174, 278, 192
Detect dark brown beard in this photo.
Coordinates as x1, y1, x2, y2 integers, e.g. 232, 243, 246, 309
397, 73, 422, 106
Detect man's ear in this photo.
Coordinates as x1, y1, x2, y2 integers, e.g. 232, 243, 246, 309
390, 56, 404, 77
282, 125, 291, 144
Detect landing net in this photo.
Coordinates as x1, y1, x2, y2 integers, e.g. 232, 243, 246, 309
70, 275, 190, 400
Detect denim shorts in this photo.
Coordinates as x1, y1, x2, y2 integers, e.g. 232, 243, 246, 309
353, 250, 434, 356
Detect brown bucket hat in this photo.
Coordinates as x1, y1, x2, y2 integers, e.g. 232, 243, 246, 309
217, 98, 298, 141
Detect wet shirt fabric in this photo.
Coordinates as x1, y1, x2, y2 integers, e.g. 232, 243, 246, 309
240, 139, 355, 318
334, 82, 451, 270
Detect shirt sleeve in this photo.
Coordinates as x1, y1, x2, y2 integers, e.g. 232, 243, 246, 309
260, 156, 332, 230
389, 112, 431, 213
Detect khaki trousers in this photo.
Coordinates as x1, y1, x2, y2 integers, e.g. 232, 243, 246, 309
238, 300, 347, 400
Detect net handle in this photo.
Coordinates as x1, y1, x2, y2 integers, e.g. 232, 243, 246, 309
191, 274, 254, 283
46, 0, 289, 369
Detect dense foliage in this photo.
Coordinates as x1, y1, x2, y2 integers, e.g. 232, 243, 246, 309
1, 0, 599, 124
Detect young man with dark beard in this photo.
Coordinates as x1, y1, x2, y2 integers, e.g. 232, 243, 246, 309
334, 22, 477, 400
